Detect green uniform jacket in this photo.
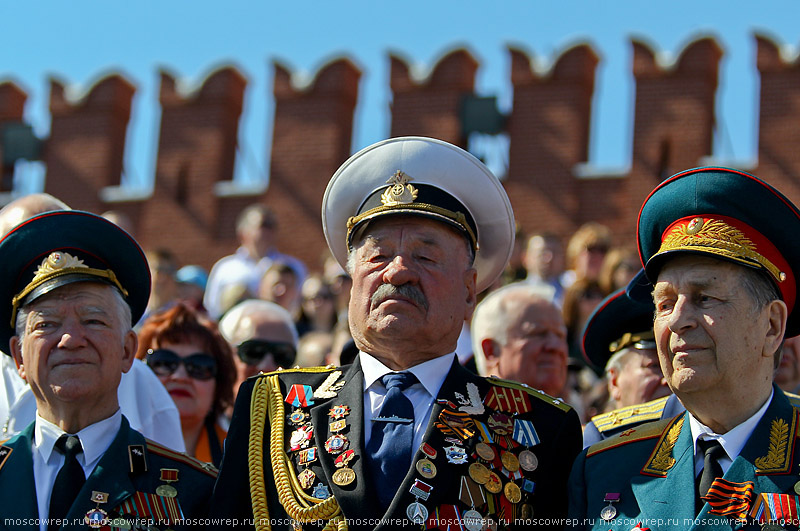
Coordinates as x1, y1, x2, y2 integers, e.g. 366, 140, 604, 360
0, 416, 217, 531
569, 386, 800, 530
210, 357, 582, 530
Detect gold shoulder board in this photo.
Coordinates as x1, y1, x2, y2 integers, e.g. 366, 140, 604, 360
256, 365, 339, 378
485, 376, 571, 412
591, 396, 671, 432
145, 439, 218, 478
587, 417, 674, 458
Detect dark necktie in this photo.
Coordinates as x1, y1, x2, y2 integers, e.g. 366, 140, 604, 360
696, 438, 725, 512
49, 434, 86, 530
366, 372, 418, 510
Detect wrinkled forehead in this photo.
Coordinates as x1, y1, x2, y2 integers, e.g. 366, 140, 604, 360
654, 254, 743, 287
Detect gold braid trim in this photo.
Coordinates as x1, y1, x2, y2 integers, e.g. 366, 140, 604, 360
347, 203, 477, 251
249, 377, 273, 531
248, 375, 346, 531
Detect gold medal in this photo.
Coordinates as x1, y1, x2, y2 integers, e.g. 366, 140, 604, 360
156, 468, 179, 497
468, 462, 491, 485
289, 409, 307, 425
475, 442, 495, 461
504, 481, 522, 503
794, 481, 800, 495
298, 468, 316, 489
332, 466, 356, 486
485, 471, 503, 494
416, 458, 437, 479
520, 504, 533, 519
501, 451, 520, 472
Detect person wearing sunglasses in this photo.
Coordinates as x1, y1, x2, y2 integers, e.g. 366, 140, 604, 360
138, 303, 236, 467
218, 299, 298, 396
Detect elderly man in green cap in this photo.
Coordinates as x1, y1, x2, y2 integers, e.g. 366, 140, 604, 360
569, 167, 800, 530
211, 137, 582, 530
0, 211, 216, 530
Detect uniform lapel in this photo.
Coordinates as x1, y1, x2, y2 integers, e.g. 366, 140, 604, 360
64, 418, 137, 525
631, 412, 695, 523
0, 423, 38, 524
309, 359, 376, 523
726, 390, 799, 526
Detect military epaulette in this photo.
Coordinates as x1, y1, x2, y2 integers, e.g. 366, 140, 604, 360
485, 376, 572, 412
590, 396, 671, 433
145, 439, 218, 478
786, 391, 800, 410
253, 364, 339, 379
586, 417, 674, 457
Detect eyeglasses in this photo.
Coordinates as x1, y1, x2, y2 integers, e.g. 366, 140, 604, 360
237, 339, 296, 368
146, 349, 218, 381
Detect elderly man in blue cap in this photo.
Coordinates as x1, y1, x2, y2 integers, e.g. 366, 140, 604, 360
211, 137, 582, 530
0, 211, 216, 530
569, 167, 800, 530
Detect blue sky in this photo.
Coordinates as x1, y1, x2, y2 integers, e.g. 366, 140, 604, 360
2, 1, 798, 191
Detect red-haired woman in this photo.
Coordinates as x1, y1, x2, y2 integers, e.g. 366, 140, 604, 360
137, 303, 236, 466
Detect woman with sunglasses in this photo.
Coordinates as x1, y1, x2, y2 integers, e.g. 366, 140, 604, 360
137, 303, 236, 466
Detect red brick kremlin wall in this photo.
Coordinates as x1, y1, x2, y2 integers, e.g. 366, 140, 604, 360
0, 34, 798, 272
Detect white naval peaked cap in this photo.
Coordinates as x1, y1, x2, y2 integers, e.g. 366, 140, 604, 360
321, 136, 515, 293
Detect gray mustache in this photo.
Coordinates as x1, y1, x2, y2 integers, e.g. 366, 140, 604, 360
371, 283, 429, 311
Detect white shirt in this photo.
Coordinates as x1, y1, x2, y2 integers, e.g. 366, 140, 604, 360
1, 356, 185, 452
689, 388, 773, 476
203, 246, 308, 319
361, 352, 454, 465
33, 410, 122, 531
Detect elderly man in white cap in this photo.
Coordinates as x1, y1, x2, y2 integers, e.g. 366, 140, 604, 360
210, 137, 582, 530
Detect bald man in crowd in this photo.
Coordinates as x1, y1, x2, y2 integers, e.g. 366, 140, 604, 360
471, 282, 569, 399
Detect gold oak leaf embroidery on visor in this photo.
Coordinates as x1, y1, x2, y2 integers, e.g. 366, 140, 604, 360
658, 218, 785, 284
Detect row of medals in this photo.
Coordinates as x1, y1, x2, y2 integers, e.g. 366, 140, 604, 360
286, 402, 539, 530
288, 404, 354, 501
81, 469, 180, 530
405, 405, 539, 530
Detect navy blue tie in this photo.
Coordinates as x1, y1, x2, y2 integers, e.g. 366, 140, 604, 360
366, 372, 418, 509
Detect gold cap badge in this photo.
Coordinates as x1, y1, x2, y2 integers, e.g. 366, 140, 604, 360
10, 251, 128, 327
380, 171, 418, 206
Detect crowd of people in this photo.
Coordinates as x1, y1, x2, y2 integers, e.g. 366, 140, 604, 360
3, 135, 800, 530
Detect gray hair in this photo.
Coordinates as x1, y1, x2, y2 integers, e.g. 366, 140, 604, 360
604, 347, 636, 376
470, 282, 558, 376
218, 298, 299, 347
738, 267, 784, 367
15, 285, 132, 341
740, 267, 781, 312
